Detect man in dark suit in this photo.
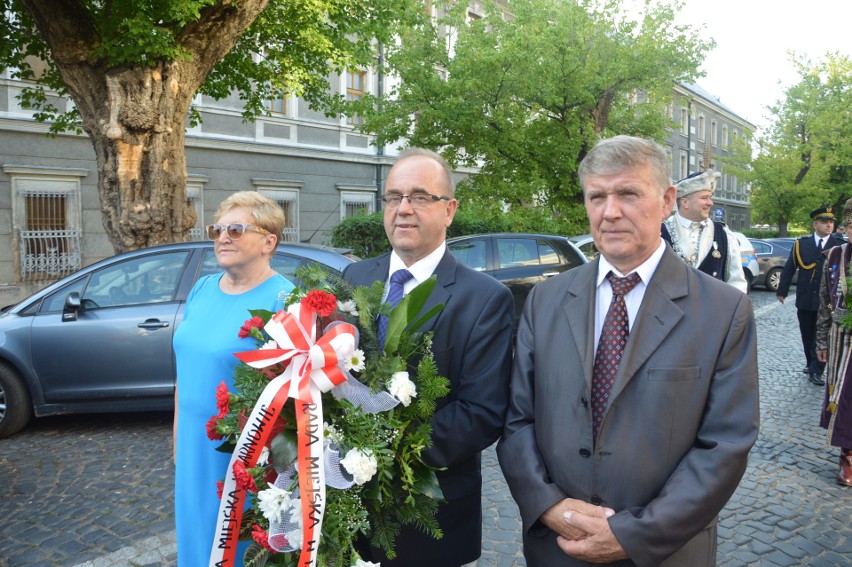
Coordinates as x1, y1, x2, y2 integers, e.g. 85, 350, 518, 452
777, 206, 844, 386
343, 148, 514, 567
498, 136, 759, 566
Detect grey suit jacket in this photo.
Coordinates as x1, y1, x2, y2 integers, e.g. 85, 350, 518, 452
498, 247, 759, 567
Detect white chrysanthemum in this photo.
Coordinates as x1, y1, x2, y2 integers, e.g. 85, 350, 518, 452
344, 349, 366, 372
354, 560, 381, 567
340, 448, 378, 485
285, 527, 303, 549
260, 339, 279, 350
257, 484, 291, 522
388, 371, 417, 407
256, 446, 270, 467
337, 299, 359, 316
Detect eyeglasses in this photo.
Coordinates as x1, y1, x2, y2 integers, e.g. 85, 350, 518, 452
381, 192, 451, 208
206, 223, 272, 240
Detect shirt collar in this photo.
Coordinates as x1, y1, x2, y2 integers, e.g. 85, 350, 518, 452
388, 242, 447, 284
596, 239, 667, 287
676, 212, 707, 228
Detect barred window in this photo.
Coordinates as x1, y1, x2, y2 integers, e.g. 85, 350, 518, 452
21, 191, 80, 280
337, 185, 376, 220
5, 165, 86, 282
256, 181, 302, 243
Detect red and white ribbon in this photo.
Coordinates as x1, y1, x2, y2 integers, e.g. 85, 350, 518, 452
209, 302, 356, 567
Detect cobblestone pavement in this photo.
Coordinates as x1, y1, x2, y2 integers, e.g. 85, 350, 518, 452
1, 290, 849, 566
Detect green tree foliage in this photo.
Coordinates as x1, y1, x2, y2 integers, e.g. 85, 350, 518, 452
723, 53, 852, 235
0, 0, 417, 251
349, 0, 711, 235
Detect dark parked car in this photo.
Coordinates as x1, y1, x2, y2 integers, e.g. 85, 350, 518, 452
0, 241, 354, 438
447, 233, 588, 328
750, 238, 795, 292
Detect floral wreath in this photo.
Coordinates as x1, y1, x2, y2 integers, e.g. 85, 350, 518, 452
206, 265, 450, 567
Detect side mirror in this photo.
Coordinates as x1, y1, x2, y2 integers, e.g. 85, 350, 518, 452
62, 292, 81, 322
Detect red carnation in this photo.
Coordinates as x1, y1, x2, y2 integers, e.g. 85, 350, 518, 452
206, 416, 224, 441
303, 290, 337, 317
215, 381, 230, 417
216, 481, 224, 500
252, 524, 276, 553
233, 460, 258, 493
238, 315, 265, 338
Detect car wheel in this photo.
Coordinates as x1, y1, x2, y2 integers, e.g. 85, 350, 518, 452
766, 268, 782, 293
0, 363, 32, 438
744, 269, 753, 293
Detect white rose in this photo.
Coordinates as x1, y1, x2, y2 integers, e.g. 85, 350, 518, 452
340, 448, 378, 485
388, 371, 417, 407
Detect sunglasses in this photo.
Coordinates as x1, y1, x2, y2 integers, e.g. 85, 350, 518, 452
206, 223, 272, 240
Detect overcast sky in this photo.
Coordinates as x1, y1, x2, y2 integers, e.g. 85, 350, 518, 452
623, 0, 851, 132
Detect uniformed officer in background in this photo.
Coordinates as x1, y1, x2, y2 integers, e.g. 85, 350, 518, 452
777, 206, 845, 385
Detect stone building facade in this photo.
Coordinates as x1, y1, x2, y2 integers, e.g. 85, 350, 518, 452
663, 82, 755, 231
0, 63, 753, 306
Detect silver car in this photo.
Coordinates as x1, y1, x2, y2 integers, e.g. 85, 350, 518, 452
0, 241, 354, 438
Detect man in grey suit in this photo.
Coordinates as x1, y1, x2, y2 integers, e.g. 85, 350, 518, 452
498, 136, 759, 566
344, 148, 514, 566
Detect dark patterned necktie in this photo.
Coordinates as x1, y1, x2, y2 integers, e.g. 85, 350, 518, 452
818, 238, 824, 252
591, 271, 641, 441
377, 269, 413, 350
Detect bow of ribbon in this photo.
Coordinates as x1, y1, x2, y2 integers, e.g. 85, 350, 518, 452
235, 303, 357, 400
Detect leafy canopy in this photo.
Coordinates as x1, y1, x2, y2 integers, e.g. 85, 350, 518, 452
347, 0, 711, 235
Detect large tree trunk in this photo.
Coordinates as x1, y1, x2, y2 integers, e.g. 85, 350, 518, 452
20, 0, 269, 252
88, 64, 196, 251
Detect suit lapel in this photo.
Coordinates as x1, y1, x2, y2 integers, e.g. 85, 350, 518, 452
563, 261, 597, 389
414, 250, 454, 334
609, 250, 686, 402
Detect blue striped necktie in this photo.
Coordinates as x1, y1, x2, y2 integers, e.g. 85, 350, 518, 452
378, 269, 413, 350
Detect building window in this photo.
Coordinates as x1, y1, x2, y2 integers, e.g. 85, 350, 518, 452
722, 125, 729, 147
337, 184, 376, 220
710, 121, 717, 146
186, 175, 208, 241
268, 91, 289, 116
679, 152, 688, 179
255, 180, 303, 243
697, 114, 705, 141
5, 165, 86, 282
346, 70, 367, 126
680, 107, 688, 134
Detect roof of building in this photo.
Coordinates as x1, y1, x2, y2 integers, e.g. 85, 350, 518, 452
678, 81, 756, 129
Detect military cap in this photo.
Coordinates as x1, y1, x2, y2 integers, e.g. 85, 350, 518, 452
675, 170, 722, 199
810, 206, 835, 221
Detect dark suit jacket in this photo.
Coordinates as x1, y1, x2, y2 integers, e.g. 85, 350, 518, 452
497, 247, 759, 567
343, 248, 514, 565
778, 233, 844, 311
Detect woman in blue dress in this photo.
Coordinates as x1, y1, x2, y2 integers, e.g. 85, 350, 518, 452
173, 191, 295, 566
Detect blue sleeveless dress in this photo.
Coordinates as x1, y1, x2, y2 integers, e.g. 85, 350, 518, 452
173, 273, 294, 566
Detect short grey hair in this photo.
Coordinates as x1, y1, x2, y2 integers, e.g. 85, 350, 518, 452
578, 135, 672, 195
214, 191, 286, 241
395, 147, 456, 197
